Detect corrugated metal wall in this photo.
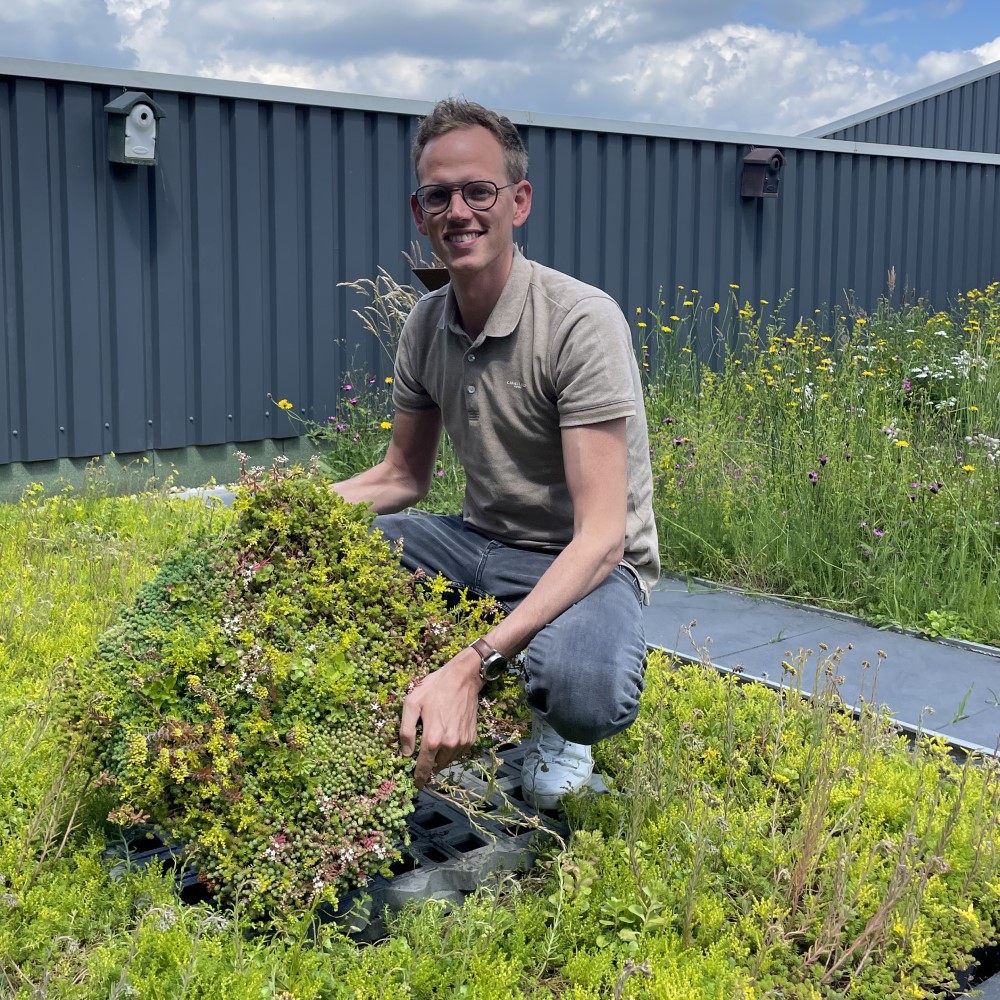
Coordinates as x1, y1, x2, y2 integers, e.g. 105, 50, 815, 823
2, 61, 999, 467
817, 65, 1000, 154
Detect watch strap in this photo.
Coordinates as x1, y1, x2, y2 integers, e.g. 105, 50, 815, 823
470, 638, 507, 682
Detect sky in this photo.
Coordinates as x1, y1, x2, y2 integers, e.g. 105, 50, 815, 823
2, 0, 999, 136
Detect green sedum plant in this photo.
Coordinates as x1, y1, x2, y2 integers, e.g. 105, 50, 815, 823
74, 456, 519, 920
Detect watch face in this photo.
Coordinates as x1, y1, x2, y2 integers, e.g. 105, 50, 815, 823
480, 651, 507, 682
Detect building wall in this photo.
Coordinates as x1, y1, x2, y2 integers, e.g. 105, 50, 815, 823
2, 60, 999, 470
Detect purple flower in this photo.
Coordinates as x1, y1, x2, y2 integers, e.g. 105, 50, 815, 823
342, 383, 353, 391
818, 455, 828, 466
844, 451, 852, 461
873, 528, 885, 538
348, 397, 358, 406
662, 417, 676, 425
903, 379, 912, 392
929, 481, 943, 493
335, 423, 347, 432
808, 470, 819, 484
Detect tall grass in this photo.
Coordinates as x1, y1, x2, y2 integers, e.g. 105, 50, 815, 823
642, 280, 1000, 645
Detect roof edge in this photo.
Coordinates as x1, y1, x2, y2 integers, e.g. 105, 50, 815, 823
3, 55, 1000, 166
801, 57, 1000, 138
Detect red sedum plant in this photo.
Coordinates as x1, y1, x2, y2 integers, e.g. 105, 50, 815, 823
79, 457, 519, 920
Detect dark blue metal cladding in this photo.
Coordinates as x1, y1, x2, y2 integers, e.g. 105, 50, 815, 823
823, 70, 1000, 154
1, 65, 999, 467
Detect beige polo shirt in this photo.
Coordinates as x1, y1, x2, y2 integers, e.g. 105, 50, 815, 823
392, 248, 660, 600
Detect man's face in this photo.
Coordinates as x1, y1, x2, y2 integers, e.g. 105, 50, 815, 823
411, 125, 531, 284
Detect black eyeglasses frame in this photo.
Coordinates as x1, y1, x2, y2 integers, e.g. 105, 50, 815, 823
413, 179, 517, 215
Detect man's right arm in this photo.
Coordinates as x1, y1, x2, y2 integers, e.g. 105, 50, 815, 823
331, 407, 443, 514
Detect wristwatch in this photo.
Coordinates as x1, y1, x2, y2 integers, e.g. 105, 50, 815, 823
470, 638, 508, 683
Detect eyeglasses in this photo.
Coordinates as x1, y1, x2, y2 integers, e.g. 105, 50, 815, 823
413, 179, 516, 215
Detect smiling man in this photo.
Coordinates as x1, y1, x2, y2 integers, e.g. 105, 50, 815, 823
333, 98, 659, 809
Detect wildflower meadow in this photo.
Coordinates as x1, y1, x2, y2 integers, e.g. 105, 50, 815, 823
299, 270, 1000, 644
641, 279, 1000, 645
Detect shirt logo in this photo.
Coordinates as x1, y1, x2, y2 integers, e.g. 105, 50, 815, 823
506, 380, 525, 389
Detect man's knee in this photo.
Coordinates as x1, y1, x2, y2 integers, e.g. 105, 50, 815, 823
524, 630, 647, 745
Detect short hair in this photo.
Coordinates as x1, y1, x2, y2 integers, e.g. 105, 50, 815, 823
412, 98, 528, 184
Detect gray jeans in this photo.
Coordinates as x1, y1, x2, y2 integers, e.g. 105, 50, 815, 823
374, 511, 647, 746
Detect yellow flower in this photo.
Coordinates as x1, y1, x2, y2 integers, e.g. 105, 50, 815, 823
760, 299, 769, 305
969, 405, 979, 412
380, 421, 392, 430
962, 464, 976, 472
385, 376, 393, 384
691, 288, 699, 294
862, 370, 875, 377
670, 315, 681, 322
277, 399, 293, 410
683, 300, 694, 307
637, 321, 647, 328
713, 302, 720, 313
855, 317, 867, 325
661, 325, 672, 333
635, 306, 641, 314
894, 440, 909, 448
729, 283, 739, 289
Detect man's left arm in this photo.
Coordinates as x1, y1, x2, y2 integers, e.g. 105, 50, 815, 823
486, 416, 628, 654
399, 417, 628, 785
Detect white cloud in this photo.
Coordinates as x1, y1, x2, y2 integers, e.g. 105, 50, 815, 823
202, 51, 532, 105
972, 35, 1000, 63
601, 24, 898, 133
105, 0, 170, 60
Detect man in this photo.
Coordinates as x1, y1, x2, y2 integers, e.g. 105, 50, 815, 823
333, 98, 659, 809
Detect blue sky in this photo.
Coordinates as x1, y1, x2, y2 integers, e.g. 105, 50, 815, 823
1, 0, 998, 135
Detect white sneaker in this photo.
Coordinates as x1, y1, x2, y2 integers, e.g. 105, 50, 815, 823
520, 714, 594, 810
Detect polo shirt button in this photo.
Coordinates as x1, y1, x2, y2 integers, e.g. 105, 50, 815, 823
467, 354, 475, 362
466, 385, 476, 394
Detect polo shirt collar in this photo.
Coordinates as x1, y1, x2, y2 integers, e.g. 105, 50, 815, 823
440, 246, 531, 341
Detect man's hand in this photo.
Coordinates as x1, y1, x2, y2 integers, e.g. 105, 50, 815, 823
399, 647, 483, 787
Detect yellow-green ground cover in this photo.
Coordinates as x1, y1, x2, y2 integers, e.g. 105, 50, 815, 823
4, 465, 1000, 998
